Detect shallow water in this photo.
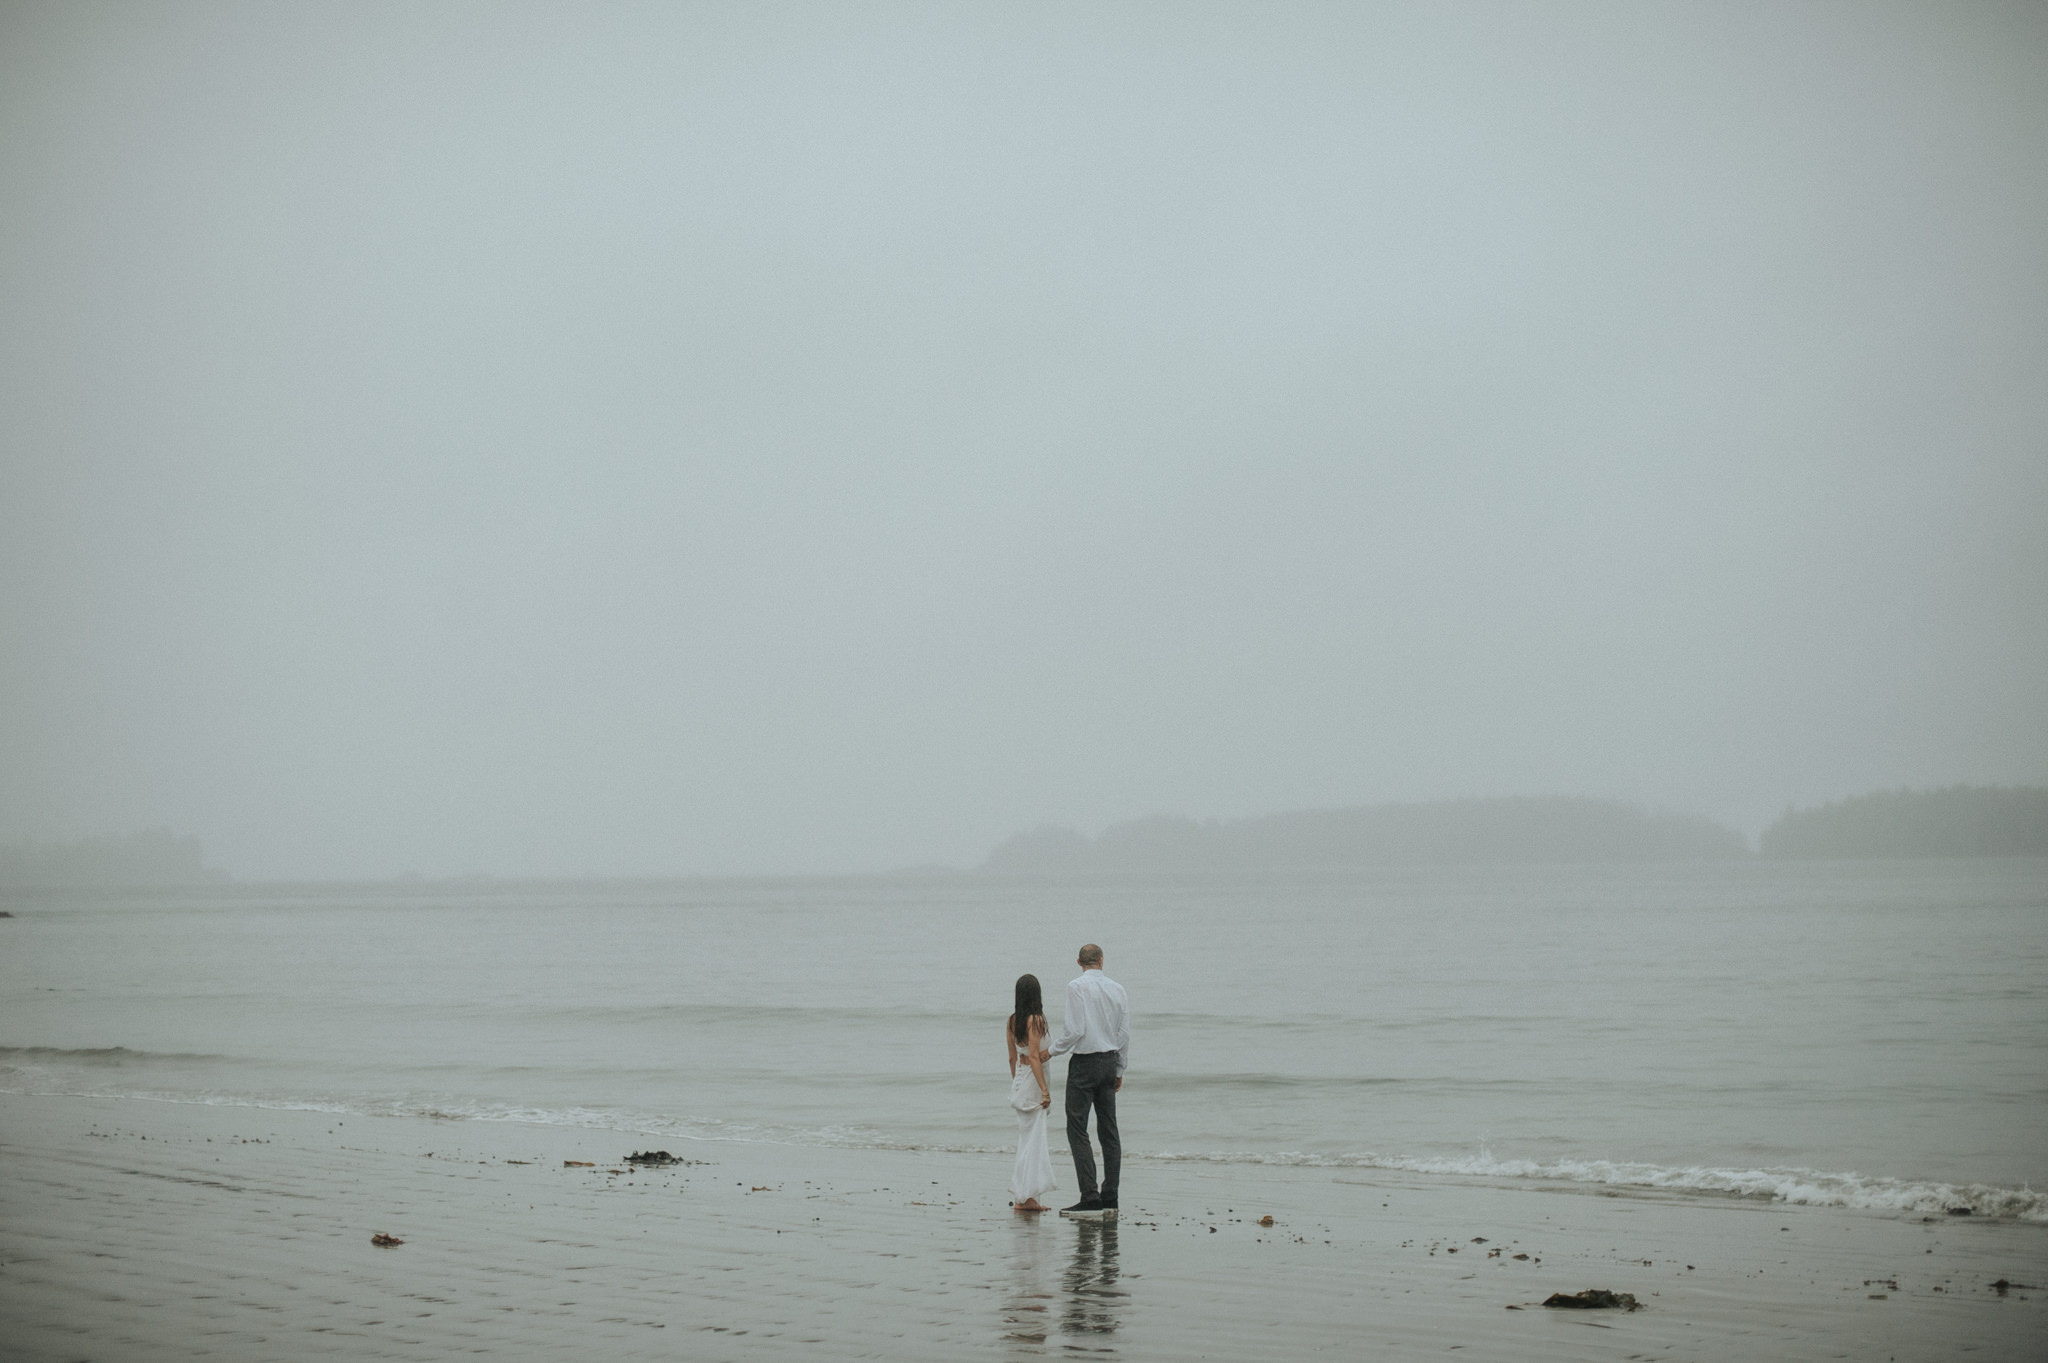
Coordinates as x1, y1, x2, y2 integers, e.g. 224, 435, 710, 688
3, 859, 2044, 1219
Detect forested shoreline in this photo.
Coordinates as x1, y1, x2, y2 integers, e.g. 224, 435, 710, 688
983, 796, 1749, 872
985, 787, 2048, 872
1760, 786, 2048, 859
0, 830, 229, 889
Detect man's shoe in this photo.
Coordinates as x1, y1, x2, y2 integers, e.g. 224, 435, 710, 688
1059, 1197, 1105, 1217
1098, 1193, 1118, 1214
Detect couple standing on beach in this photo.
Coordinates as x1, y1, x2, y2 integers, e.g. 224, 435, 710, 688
1006, 943, 1128, 1218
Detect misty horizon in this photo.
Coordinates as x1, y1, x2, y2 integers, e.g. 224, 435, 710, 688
8, 782, 2046, 886
4, 3, 2045, 879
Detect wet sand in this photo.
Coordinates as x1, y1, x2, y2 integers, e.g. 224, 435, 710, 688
2, 1094, 2042, 1360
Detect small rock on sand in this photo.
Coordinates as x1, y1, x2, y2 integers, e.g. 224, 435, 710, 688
370, 1233, 404, 1248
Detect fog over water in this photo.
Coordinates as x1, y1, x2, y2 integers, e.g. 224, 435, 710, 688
2, 3, 2044, 879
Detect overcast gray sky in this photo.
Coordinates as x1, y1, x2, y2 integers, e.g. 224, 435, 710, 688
2, 1, 2044, 878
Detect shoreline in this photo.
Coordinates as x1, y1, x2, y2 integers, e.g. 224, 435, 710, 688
3, 1093, 2042, 1360
8, 1073, 2038, 1225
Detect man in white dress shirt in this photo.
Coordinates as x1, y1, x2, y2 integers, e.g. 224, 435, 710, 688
1047, 943, 1129, 1217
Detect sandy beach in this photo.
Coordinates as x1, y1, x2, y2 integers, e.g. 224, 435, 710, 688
3, 1093, 2041, 1361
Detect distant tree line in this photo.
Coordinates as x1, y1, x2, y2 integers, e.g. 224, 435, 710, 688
983, 796, 1749, 873
1759, 786, 2048, 859
0, 829, 229, 887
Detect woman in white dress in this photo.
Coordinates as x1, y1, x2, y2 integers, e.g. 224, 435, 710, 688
1006, 973, 1057, 1212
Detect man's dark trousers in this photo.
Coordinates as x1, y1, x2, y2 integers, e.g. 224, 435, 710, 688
1064, 1050, 1121, 1200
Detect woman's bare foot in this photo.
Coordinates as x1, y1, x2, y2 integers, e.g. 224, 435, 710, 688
1013, 1199, 1046, 1212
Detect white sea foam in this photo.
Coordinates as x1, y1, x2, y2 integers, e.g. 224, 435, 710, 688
1148, 1146, 2047, 1221
0, 1082, 942, 1155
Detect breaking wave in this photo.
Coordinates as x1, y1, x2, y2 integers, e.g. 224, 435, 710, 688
0, 1044, 226, 1066
1150, 1147, 2047, 1221
0, 1083, 919, 1155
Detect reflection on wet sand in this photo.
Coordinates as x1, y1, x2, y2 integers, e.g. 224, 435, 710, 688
1000, 1216, 1125, 1354
999, 1214, 1057, 1350
1062, 1218, 1124, 1343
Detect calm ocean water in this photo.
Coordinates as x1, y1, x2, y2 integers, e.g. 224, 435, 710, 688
3, 860, 2044, 1220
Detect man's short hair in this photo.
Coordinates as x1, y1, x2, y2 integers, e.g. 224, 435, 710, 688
1077, 943, 1103, 968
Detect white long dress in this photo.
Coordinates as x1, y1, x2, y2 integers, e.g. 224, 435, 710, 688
1009, 1033, 1058, 1205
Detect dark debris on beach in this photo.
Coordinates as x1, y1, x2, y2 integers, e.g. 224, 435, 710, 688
1542, 1289, 1641, 1311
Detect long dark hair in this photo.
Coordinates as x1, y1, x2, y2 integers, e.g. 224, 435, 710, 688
1010, 973, 1044, 1044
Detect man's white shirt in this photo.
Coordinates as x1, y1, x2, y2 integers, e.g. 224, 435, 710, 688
1047, 969, 1130, 1076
